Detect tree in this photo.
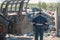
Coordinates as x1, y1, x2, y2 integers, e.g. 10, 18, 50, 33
41, 2, 47, 10
38, 2, 42, 8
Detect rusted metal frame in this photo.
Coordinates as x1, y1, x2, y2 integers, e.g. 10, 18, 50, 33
24, 0, 30, 14
15, 1, 18, 12
11, 1, 16, 12
18, 0, 25, 18
1, 1, 6, 13
16, 0, 25, 34
5, 1, 11, 13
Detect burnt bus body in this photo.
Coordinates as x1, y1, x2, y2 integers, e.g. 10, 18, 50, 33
0, 0, 30, 39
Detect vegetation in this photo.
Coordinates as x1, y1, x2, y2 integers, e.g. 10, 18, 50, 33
39, 2, 47, 10
28, 4, 39, 8
0, 2, 60, 14
28, 3, 57, 11
28, 3, 60, 15
38, 2, 57, 11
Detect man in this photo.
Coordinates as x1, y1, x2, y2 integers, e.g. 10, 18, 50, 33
32, 12, 48, 40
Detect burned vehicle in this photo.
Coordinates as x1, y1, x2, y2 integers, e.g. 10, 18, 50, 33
0, 0, 32, 39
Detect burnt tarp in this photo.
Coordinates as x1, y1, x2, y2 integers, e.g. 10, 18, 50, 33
14, 15, 33, 34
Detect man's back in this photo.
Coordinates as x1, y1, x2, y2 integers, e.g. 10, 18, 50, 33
32, 15, 48, 40
33, 16, 47, 25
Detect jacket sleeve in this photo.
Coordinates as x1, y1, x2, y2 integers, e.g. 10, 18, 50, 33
43, 18, 48, 25
32, 18, 36, 24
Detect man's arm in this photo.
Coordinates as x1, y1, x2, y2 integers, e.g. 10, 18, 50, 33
32, 18, 37, 25
43, 18, 48, 25
32, 19, 35, 24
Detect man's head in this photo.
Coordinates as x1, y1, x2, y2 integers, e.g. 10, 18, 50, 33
39, 12, 42, 14
36, 12, 42, 16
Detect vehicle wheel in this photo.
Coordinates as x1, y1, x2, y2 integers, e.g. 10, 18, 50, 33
0, 16, 8, 40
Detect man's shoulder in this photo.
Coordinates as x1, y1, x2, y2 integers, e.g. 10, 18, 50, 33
40, 16, 47, 20
38, 16, 45, 18
34, 16, 46, 19
34, 16, 43, 19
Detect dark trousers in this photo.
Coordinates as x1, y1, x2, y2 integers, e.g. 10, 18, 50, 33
34, 26, 44, 40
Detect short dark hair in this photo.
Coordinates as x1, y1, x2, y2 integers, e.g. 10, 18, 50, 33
38, 12, 42, 14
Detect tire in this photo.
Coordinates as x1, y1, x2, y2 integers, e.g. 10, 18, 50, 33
0, 37, 6, 40
0, 15, 8, 39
